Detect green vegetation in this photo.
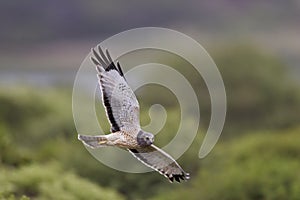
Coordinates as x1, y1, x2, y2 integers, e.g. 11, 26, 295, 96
152, 128, 300, 200
0, 163, 124, 200
214, 45, 300, 134
0, 45, 300, 199
0, 88, 124, 200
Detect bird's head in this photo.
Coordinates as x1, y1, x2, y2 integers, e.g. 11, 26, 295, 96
137, 130, 154, 147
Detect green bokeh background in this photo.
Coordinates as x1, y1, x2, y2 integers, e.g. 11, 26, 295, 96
1, 1, 300, 199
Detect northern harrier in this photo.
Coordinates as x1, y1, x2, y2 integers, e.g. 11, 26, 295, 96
78, 46, 189, 182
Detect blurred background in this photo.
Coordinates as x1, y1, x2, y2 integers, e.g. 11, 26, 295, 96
1, 1, 300, 199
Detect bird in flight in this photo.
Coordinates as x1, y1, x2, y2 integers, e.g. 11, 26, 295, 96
78, 46, 189, 182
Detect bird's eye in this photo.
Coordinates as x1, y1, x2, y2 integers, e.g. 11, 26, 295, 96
146, 137, 149, 140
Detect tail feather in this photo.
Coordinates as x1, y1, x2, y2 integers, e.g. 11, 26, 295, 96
78, 134, 108, 148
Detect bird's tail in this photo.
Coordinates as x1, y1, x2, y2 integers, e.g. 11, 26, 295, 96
78, 134, 108, 149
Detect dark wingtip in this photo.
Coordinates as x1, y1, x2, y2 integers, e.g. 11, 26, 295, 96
117, 62, 124, 77
90, 56, 100, 66
90, 46, 125, 78
105, 49, 114, 63
98, 45, 109, 65
162, 169, 190, 183
91, 47, 107, 67
169, 172, 190, 183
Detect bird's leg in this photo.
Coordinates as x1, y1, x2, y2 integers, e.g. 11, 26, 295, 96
97, 136, 108, 144
78, 134, 109, 148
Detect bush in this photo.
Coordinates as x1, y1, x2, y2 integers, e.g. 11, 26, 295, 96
0, 162, 124, 200
213, 45, 300, 134
0, 87, 199, 199
152, 128, 300, 200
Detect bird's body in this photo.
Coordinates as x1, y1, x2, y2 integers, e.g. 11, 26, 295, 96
79, 131, 133, 148
79, 128, 152, 149
78, 46, 189, 183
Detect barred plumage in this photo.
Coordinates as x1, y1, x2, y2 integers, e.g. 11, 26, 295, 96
78, 46, 189, 182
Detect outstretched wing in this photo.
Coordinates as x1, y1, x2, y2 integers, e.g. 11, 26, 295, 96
91, 46, 140, 133
129, 145, 190, 182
